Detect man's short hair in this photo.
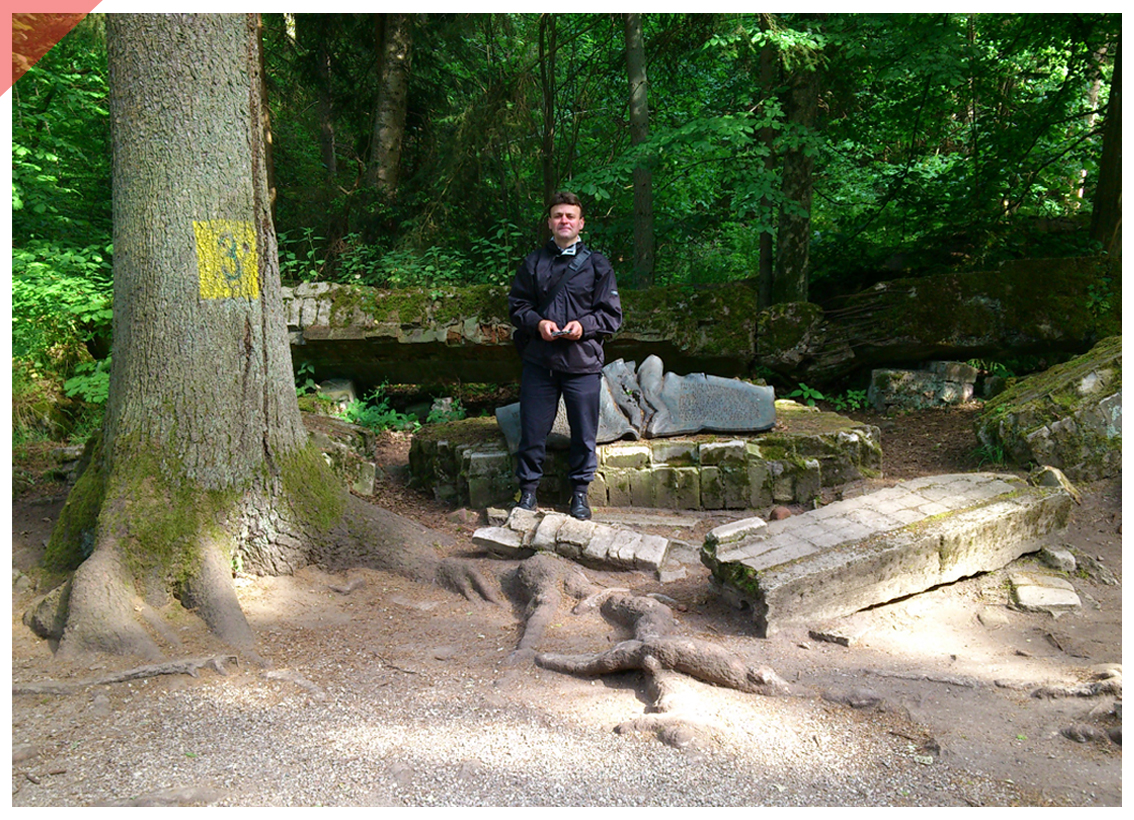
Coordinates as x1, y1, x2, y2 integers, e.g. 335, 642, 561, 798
547, 191, 584, 218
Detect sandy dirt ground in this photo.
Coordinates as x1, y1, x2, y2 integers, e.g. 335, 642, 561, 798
10, 406, 1122, 806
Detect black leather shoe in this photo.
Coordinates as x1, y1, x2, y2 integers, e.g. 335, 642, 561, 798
516, 490, 538, 512
569, 490, 592, 520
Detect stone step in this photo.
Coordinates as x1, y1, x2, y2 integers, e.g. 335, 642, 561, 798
473, 508, 673, 574
702, 472, 1073, 636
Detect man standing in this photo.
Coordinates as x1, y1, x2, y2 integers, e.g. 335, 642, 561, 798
508, 192, 622, 520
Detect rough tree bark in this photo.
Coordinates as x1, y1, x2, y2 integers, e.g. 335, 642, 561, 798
772, 54, 820, 306
1090, 36, 1121, 256
624, 12, 656, 289
366, 13, 414, 199
40, 13, 487, 662
538, 13, 559, 215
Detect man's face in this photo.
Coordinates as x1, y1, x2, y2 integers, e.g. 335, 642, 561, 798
548, 203, 584, 248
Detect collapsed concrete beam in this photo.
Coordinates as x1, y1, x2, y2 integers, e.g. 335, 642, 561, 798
703, 473, 1073, 636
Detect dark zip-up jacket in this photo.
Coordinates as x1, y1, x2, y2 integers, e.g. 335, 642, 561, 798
508, 240, 622, 374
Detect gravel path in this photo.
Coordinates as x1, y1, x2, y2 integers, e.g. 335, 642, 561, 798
12, 563, 1045, 808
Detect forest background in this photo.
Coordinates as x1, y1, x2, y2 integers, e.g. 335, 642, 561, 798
9, 11, 1121, 454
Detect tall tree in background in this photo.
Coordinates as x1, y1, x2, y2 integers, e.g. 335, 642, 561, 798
624, 12, 655, 288
538, 13, 559, 213
1090, 36, 1121, 256
45, 13, 484, 660
366, 13, 414, 201
771, 20, 823, 305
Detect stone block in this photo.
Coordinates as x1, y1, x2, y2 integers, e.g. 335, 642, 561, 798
706, 516, 768, 548
699, 440, 747, 466
588, 473, 608, 505
704, 473, 1073, 636
1009, 572, 1081, 615
582, 524, 619, 564
635, 534, 670, 571
745, 458, 774, 508
1039, 545, 1076, 572
629, 469, 656, 507
700, 466, 724, 509
651, 466, 701, 510
465, 448, 512, 477
926, 361, 980, 383
650, 440, 699, 467
604, 468, 636, 507
556, 517, 597, 550
471, 526, 528, 558
602, 442, 652, 469
718, 465, 751, 509
609, 529, 642, 567
531, 514, 567, 551
505, 507, 540, 538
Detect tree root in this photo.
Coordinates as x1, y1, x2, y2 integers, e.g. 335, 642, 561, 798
504, 552, 600, 665
12, 654, 240, 696
520, 580, 789, 747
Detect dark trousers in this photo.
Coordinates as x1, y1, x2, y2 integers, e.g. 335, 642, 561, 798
516, 363, 602, 492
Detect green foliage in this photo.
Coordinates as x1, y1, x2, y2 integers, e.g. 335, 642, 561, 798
278, 228, 328, 282
294, 361, 319, 396
336, 385, 420, 433
426, 398, 467, 425
973, 442, 1007, 468
11, 241, 113, 369
828, 389, 868, 412
1085, 277, 1113, 318
11, 12, 1120, 412
63, 358, 111, 405
787, 383, 826, 406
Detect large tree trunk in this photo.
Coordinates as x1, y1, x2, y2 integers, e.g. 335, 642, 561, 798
772, 57, 819, 305
756, 14, 779, 309
366, 13, 413, 199
624, 12, 655, 289
539, 14, 559, 217
43, 13, 477, 662
1090, 37, 1121, 256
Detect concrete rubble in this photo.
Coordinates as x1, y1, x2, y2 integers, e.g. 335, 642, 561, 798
702, 472, 1074, 636
473, 507, 676, 575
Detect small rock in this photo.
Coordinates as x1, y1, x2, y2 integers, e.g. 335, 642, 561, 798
656, 563, 687, 584
90, 692, 111, 717
824, 688, 882, 709
1039, 546, 1076, 572
1030, 465, 1082, 503
978, 606, 1010, 627
446, 508, 482, 527
1061, 723, 1108, 743
769, 506, 792, 521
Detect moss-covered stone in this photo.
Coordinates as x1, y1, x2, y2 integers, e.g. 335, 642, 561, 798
975, 335, 1121, 481
409, 399, 881, 510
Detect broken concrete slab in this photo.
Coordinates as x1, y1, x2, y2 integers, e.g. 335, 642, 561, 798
473, 507, 677, 575
702, 472, 1073, 636
471, 526, 528, 558
1009, 571, 1082, 616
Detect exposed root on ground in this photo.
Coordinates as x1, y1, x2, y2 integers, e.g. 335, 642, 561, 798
503, 552, 599, 664
505, 553, 789, 747
12, 654, 239, 696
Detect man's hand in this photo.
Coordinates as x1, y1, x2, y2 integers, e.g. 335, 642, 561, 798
560, 320, 583, 341
538, 319, 583, 341
538, 319, 560, 341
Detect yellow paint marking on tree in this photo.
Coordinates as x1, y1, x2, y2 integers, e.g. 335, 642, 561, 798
193, 220, 259, 299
